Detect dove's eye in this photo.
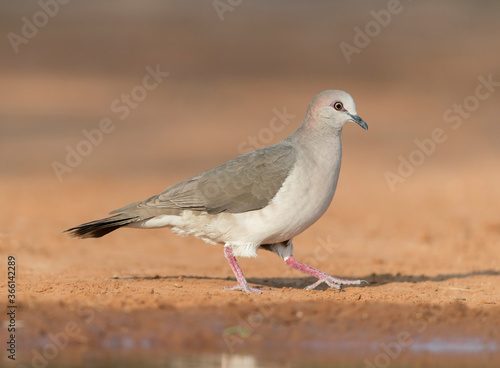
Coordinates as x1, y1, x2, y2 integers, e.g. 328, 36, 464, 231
333, 102, 343, 111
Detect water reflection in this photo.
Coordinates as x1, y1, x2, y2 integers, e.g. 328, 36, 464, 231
26, 339, 500, 368
81, 353, 286, 368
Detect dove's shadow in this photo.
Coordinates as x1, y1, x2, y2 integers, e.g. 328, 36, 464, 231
112, 269, 499, 290
248, 269, 500, 289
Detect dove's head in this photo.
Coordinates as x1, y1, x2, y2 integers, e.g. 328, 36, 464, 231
305, 90, 368, 133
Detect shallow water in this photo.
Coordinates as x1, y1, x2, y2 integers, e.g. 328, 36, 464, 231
409, 337, 498, 355
16, 337, 500, 368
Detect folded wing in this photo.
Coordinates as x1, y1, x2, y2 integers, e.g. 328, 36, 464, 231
112, 143, 297, 216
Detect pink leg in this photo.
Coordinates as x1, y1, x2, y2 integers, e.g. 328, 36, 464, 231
285, 256, 365, 290
223, 246, 262, 293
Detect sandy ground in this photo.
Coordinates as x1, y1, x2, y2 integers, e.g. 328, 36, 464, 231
1, 1, 500, 367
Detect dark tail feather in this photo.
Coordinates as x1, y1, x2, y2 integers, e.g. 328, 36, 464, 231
64, 214, 139, 238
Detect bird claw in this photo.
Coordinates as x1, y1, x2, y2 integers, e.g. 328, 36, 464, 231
304, 277, 366, 291
223, 284, 263, 294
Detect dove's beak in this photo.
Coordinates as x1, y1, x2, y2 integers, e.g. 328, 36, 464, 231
349, 114, 368, 130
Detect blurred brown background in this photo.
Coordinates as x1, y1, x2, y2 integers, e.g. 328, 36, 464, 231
1, 0, 499, 181
1, 2, 500, 365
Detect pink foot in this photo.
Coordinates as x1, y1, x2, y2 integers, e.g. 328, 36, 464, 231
223, 246, 262, 294
303, 276, 363, 290
285, 256, 365, 290
222, 284, 262, 294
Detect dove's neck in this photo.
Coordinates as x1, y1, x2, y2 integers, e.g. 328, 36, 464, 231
288, 119, 343, 181
290, 117, 343, 160
283, 118, 343, 225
